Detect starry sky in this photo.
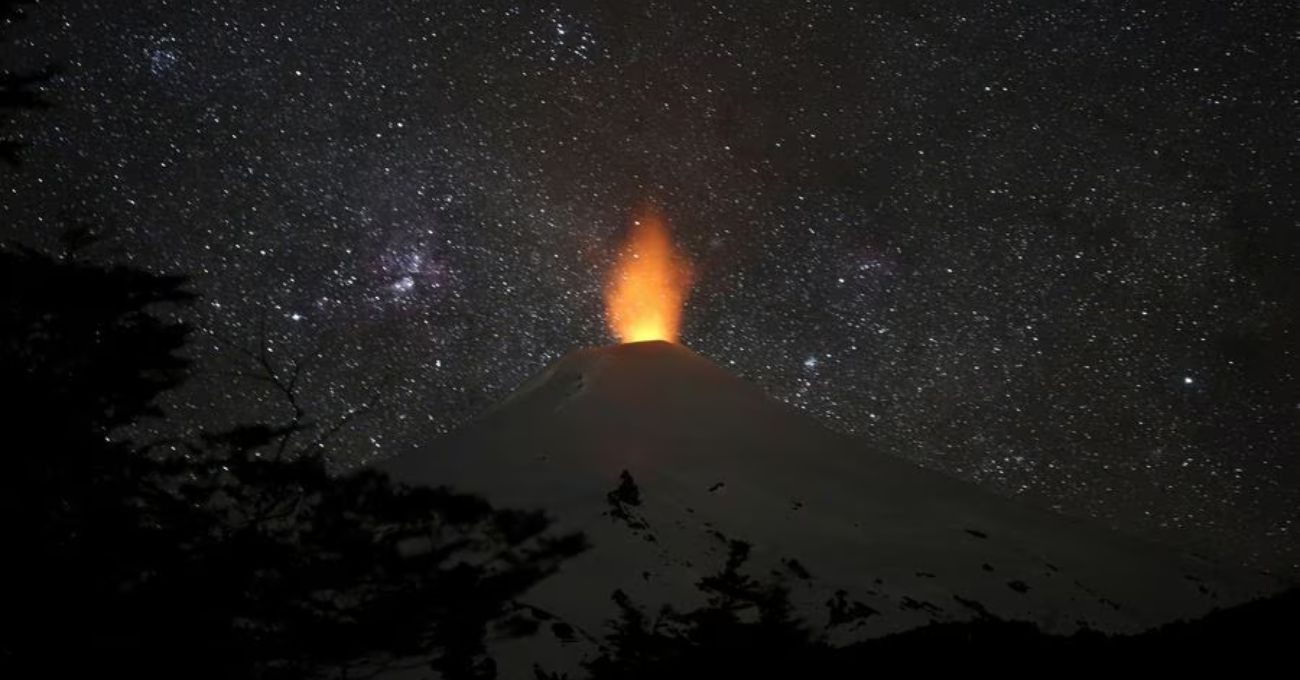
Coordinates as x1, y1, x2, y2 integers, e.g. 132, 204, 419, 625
2, 1, 1297, 573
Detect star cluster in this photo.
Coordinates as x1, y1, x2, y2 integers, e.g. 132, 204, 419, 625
2, 1, 1296, 572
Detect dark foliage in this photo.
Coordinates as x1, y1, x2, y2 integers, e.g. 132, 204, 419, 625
831, 587, 1300, 666
604, 469, 650, 533
579, 540, 1300, 678
582, 540, 826, 680
0, 243, 585, 679
574, 459, 1299, 676
3, 233, 1292, 678
606, 469, 641, 509
1, 243, 194, 438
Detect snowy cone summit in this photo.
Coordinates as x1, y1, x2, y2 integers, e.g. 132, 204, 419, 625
380, 341, 1276, 674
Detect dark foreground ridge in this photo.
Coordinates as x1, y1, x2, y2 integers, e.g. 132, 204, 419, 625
860, 585, 1300, 651
567, 585, 1300, 679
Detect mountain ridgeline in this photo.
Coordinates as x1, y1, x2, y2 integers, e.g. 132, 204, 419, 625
380, 340, 1283, 676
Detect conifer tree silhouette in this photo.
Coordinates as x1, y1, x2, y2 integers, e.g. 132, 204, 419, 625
1, 240, 585, 679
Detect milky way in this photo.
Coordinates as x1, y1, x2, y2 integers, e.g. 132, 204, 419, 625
2, 1, 1296, 571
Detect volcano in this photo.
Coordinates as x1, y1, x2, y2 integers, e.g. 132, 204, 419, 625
380, 341, 1272, 673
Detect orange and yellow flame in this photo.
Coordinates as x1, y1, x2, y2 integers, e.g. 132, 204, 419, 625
604, 210, 693, 344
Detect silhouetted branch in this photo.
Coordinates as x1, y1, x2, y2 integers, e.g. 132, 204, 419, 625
303, 401, 377, 453
204, 325, 313, 457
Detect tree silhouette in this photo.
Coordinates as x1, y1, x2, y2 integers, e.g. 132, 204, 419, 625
581, 540, 829, 680
0, 240, 585, 679
576, 534, 1300, 677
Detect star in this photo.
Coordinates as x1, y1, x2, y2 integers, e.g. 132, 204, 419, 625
2, 0, 1295, 574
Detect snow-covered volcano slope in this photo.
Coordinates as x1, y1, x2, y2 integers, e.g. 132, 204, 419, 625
379, 341, 1273, 668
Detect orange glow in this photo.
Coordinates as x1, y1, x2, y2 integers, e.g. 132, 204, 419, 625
604, 210, 693, 344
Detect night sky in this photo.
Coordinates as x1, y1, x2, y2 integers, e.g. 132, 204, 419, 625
2, 1, 1296, 572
